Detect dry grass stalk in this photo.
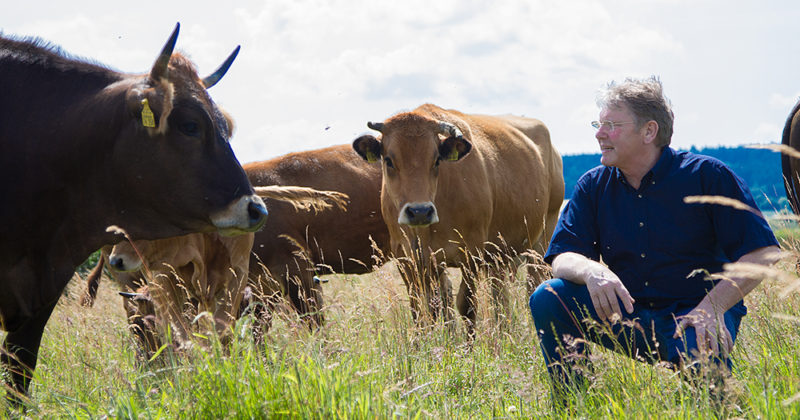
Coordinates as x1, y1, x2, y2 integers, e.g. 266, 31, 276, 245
254, 185, 349, 213
683, 195, 759, 215
746, 143, 800, 160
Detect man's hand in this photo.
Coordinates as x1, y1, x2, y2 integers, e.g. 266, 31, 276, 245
672, 246, 780, 357
584, 268, 635, 322
674, 303, 733, 357
551, 252, 635, 322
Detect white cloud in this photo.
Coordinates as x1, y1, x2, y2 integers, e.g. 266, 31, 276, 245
4, 0, 800, 162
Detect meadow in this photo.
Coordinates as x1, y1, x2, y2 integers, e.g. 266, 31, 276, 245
3, 217, 800, 419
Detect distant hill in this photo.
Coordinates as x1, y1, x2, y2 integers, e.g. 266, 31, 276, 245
561, 145, 787, 212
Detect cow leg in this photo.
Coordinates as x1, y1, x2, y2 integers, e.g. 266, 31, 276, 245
488, 266, 512, 329
300, 269, 325, 329
2, 300, 57, 406
456, 267, 477, 338
396, 257, 427, 324
434, 263, 454, 325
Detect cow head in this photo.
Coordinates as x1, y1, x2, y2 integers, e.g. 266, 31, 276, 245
108, 240, 147, 272
353, 112, 472, 227
110, 23, 267, 239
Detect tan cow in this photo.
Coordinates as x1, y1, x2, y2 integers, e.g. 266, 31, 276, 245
107, 231, 253, 351
81, 185, 348, 355
353, 104, 564, 329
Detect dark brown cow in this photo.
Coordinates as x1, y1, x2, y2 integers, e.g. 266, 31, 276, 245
353, 104, 564, 329
782, 98, 800, 213
243, 144, 389, 332
0, 24, 267, 403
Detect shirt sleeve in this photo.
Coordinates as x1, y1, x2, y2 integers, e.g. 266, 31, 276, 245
544, 172, 601, 264
705, 162, 780, 261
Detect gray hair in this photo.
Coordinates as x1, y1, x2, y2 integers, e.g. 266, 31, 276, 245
596, 76, 674, 148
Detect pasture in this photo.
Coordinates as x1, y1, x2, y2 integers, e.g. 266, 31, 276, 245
3, 218, 800, 418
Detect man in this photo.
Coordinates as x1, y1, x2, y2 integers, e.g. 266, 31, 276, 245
529, 76, 780, 402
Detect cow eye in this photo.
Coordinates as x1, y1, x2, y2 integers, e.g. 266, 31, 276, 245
179, 121, 201, 137
383, 156, 394, 169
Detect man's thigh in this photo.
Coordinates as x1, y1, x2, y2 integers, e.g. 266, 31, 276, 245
530, 279, 743, 365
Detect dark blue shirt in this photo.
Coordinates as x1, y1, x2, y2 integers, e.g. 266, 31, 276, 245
545, 147, 778, 312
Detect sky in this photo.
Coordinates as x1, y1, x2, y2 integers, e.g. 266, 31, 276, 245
3, 0, 800, 163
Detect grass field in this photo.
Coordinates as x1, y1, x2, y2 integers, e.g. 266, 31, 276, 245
3, 220, 800, 418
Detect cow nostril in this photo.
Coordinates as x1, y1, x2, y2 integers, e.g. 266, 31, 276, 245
110, 258, 124, 271
247, 201, 268, 224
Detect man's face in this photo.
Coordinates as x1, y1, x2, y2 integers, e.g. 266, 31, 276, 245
595, 105, 646, 170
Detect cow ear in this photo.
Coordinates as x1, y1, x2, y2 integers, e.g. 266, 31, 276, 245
125, 80, 175, 135
353, 134, 382, 163
439, 136, 472, 161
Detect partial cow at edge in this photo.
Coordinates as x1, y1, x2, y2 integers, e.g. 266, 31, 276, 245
0, 23, 266, 404
243, 144, 390, 337
353, 103, 564, 331
782, 98, 800, 213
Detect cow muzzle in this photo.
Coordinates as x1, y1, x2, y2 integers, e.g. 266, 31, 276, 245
109, 251, 141, 272
210, 194, 268, 234
398, 202, 439, 226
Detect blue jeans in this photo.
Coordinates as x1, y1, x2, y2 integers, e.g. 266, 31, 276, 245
529, 278, 743, 385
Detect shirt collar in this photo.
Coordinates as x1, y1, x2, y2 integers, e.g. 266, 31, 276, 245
612, 147, 675, 188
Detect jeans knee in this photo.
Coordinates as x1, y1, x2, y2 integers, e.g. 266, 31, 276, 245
529, 279, 564, 323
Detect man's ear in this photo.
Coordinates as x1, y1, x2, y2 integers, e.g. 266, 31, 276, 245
439, 135, 472, 161
643, 120, 659, 144
352, 134, 382, 162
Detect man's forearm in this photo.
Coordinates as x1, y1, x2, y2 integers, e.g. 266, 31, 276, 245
552, 252, 609, 285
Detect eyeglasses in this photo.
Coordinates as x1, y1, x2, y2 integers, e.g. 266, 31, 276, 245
591, 120, 635, 131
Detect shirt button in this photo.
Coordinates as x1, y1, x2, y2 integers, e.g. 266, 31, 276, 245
649, 302, 654, 308
639, 222, 644, 227
638, 194, 643, 198
644, 281, 649, 286
640, 253, 646, 258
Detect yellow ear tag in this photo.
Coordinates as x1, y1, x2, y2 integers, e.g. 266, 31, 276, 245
141, 99, 156, 128
366, 151, 378, 163
447, 148, 460, 161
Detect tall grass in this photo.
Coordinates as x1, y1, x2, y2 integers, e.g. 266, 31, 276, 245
4, 223, 800, 418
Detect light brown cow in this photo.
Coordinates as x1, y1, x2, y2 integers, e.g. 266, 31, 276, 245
353, 104, 564, 329
243, 144, 390, 335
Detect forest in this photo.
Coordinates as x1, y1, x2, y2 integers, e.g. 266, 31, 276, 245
562, 145, 787, 212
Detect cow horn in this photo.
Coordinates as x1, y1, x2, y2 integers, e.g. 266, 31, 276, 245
119, 291, 149, 302
367, 121, 384, 132
150, 23, 180, 82
438, 121, 464, 139
202, 45, 241, 89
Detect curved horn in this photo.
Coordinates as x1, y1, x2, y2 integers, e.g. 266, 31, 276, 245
202, 45, 241, 89
438, 121, 464, 139
367, 121, 384, 132
119, 291, 150, 302
150, 23, 180, 82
